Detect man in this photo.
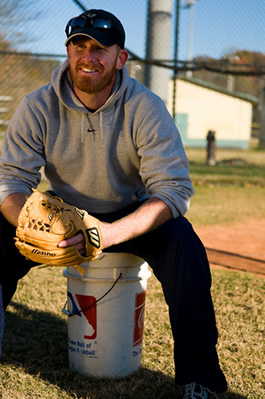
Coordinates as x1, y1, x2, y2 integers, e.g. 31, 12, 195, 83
0, 9, 227, 398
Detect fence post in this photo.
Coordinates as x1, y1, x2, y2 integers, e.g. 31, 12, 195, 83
206, 130, 216, 166
260, 83, 265, 148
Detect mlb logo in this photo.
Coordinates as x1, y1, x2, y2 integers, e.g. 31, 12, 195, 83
68, 290, 147, 346
67, 292, 97, 340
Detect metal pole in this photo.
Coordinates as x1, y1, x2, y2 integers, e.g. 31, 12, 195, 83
259, 78, 265, 148
172, 0, 180, 118
145, 0, 173, 105
186, 0, 196, 78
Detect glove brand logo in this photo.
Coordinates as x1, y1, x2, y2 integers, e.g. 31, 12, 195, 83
86, 228, 101, 248
74, 207, 86, 220
31, 249, 56, 257
48, 211, 58, 222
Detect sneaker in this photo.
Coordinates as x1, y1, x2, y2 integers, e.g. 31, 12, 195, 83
183, 382, 218, 399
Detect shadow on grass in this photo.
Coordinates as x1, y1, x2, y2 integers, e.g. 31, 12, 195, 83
2, 302, 246, 399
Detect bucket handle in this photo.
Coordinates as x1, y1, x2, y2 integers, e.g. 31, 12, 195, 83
62, 272, 123, 317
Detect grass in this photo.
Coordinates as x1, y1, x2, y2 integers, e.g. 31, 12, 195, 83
0, 267, 264, 398
211, 272, 265, 398
186, 185, 265, 226
186, 145, 265, 166
1, 147, 265, 398
185, 147, 265, 226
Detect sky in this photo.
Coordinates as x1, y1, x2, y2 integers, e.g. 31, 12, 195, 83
4, 0, 265, 62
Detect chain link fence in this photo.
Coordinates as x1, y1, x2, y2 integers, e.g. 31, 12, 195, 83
0, 0, 265, 159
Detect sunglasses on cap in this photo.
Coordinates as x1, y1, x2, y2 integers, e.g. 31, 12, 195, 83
65, 16, 113, 35
65, 15, 124, 48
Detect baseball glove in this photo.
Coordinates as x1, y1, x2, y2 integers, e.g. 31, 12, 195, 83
15, 190, 102, 275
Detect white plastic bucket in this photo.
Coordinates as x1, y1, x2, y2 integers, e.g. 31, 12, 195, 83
62, 252, 152, 378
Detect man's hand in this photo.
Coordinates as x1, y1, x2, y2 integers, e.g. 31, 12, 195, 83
58, 222, 109, 252
58, 232, 86, 254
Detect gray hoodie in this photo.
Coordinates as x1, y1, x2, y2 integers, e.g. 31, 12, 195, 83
0, 60, 194, 217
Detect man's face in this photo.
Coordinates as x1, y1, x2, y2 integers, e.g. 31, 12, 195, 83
67, 37, 124, 94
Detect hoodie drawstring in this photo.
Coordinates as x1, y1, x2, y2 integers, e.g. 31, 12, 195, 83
81, 113, 85, 143
100, 111, 104, 139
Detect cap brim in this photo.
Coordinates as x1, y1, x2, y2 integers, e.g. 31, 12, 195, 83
65, 27, 116, 47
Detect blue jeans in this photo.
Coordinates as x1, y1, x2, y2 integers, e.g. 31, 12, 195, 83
0, 207, 227, 392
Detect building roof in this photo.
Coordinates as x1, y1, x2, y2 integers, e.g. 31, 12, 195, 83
178, 76, 258, 104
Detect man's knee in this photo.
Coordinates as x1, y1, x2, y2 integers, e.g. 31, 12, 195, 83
159, 216, 197, 247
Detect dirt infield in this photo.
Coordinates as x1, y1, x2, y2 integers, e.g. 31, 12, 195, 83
194, 218, 265, 277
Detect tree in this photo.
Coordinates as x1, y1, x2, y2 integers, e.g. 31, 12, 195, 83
0, 1, 61, 130
0, 0, 34, 50
192, 50, 265, 98
191, 50, 265, 147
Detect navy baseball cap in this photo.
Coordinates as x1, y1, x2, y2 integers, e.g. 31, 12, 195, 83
65, 9, 126, 49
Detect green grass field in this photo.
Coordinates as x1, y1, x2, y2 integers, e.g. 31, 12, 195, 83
0, 147, 265, 398
0, 267, 264, 398
186, 147, 265, 226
